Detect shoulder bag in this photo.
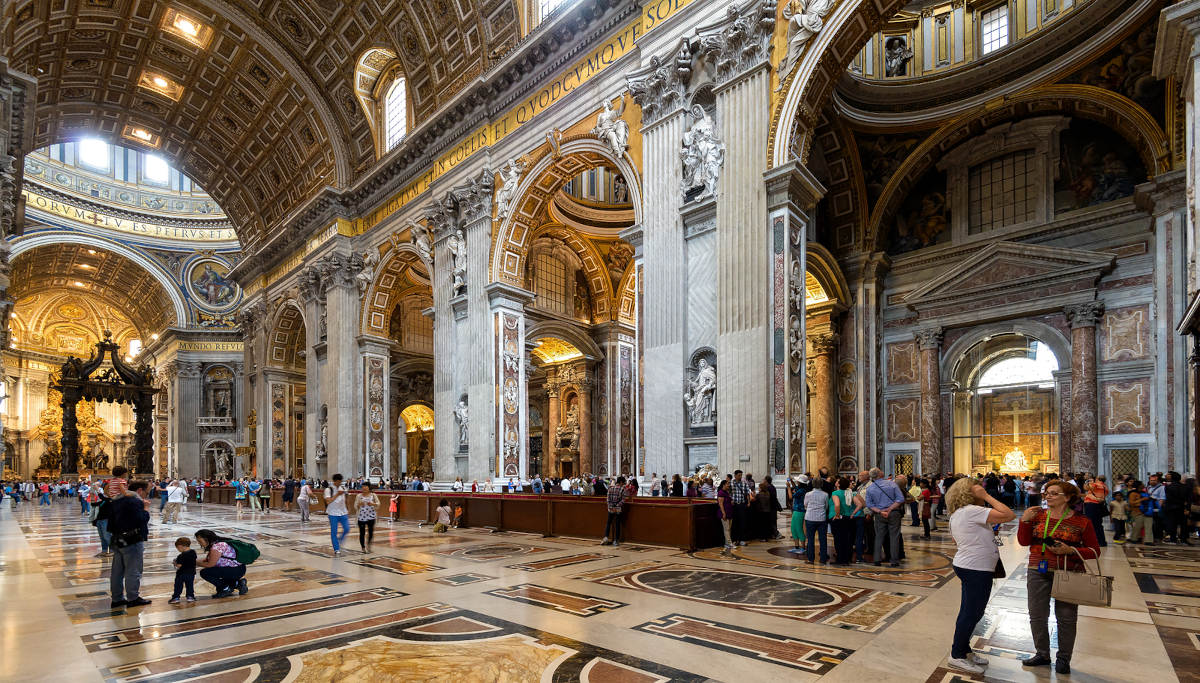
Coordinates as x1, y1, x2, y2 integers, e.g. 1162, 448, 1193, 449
1051, 547, 1113, 607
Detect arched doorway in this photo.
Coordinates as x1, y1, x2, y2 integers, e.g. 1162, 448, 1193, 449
399, 403, 434, 479
264, 303, 307, 479
202, 439, 235, 480
950, 333, 1063, 476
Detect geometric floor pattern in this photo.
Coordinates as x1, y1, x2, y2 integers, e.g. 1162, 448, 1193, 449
1, 500, 1192, 681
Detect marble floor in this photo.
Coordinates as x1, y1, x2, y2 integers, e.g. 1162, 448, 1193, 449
2, 500, 1195, 682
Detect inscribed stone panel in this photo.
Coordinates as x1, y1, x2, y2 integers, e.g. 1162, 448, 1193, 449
1101, 379, 1151, 434
886, 341, 918, 385
1100, 304, 1151, 362
886, 398, 918, 442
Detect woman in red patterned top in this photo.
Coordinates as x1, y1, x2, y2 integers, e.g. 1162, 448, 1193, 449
1016, 480, 1100, 675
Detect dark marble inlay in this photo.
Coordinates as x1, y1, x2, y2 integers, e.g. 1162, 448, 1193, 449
631, 569, 838, 608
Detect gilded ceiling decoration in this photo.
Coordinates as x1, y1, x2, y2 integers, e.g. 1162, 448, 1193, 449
4, 0, 521, 250
531, 337, 583, 365
400, 403, 434, 432
10, 292, 140, 358
267, 302, 305, 370
9, 244, 176, 336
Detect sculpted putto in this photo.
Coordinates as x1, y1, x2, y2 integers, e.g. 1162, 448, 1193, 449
592, 94, 629, 158
494, 159, 526, 221
680, 105, 725, 201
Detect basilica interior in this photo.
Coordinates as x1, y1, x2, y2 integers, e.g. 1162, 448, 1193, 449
3, 0, 1200, 680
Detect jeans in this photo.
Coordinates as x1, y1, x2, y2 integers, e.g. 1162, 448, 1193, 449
1027, 568, 1078, 662
172, 572, 195, 599
805, 519, 829, 563
909, 501, 920, 526
831, 517, 854, 564
80, 498, 90, 514
110, 541, 145, 602
719, 518, 732, 547
39, 493, 50, 505
329, 514, 350, 551
952, 566, 995, 659
873, 509, 902, 563
200, 564, 245, 593
604, 511, 623, 543
97, 518, 112, 553
1083, 502, 1107, 546
159, 494, 168, 512
358, 519, 375, 550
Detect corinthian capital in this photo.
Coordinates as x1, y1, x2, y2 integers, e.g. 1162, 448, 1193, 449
450, 169, 494, 225
236, 298, 268, 336
915, 327, 943, 351
626, 38, 693, 125
697, 0, 777, 84
1065, 301, 1105, 328
298, 266, 324, 304
425, 194, 458, 241
810, 332, 838, 356
317, 252, 363, 292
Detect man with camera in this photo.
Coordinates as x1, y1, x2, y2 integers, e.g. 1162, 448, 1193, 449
108, 480, 152, 610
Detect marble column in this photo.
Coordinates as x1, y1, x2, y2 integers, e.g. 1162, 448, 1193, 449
810, 333, 838, 477
426, 199, 460, 484
627, 54, 690, 480
0, 62, 35, 351
545, 381, 560, 476
487, 283, 534, 482
578, 376, 593, 476
358, 335, 391, 481
916, 327, 943, 476
298, 270, 324, 478
174, 360, 203, 478
318, 251, 366, 478
1065, 301, 1104, 475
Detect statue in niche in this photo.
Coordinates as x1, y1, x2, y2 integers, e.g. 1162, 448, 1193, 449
680, 105, 725, 202
410, 223, 432, 264
319, 307, 327, 340
573, 271, 591, 321
315, 404, 328, 462
356, 249, 378, 295
94, 449, 108, 472
592, 94, 629, 158
417, 439, 432, 478
884, 36, 914, 77
454, 397, 469, 449
557, 405, 580, 450
605, 241, 633, 288
447, 229, 467, 296
684, 358, 717, 426
777, 0, 835, 80
612, 174, 629, 203
495, 159, 526, 221
215, 449, 232, 480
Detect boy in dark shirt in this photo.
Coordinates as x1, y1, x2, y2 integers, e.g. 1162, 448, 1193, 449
169, 537, 197, 604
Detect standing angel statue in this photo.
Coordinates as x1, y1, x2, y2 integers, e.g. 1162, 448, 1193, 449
777, 0, 835, 82
410, 222, 433, 265
592, 94, 629, 158
494, 159, 526, 221
447, 229, 467, 295
680, 105, 725, 201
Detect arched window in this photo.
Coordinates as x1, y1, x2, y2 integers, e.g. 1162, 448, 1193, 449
384, 77, 408, 151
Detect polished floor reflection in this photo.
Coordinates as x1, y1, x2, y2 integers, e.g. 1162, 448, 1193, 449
1, 500, 1193, 682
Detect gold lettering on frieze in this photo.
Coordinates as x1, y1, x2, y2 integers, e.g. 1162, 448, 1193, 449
20, 189, 237, 242
177, 341, 245, 352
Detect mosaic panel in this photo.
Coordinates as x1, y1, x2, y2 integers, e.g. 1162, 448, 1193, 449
636, 613, 852, 674
486, 583, 628, 617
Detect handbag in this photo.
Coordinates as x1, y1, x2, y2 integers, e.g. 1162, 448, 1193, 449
993, 557, 1007, 579
1051, 547, 1113, 607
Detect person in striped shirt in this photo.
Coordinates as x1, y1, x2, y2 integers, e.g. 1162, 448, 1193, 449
106, 466, 129, 499
601, 476, 629, 546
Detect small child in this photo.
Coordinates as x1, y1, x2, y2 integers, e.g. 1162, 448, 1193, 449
169, 537, 197, 604
1110, 492, 1128, 544
388, 494, 397, 522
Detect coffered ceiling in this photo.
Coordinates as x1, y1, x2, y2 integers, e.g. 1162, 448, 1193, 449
3, 0, 520, 251
9, 243, 177, 336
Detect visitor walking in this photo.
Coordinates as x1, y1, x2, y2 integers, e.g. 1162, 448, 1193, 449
234, 478, 247, 512
247, 478, 261, 511
355, 483, 379, 553
1110, 491, 1128, 543
282, 477, 295, 512
1082, 474, 1109, 547
195, 529, 248, 598
297, 479, 313, 522
107, 480, 151, 609
1017, 480, 1101, 674
945, 477, 1015, 674
1127, 481, 1155, 545
324, 474, 350, 556
162, 479, 187, 524
259, 479, 272, 513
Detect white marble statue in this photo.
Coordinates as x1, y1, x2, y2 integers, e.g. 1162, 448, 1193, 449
215, 450, 232, 480
685, 358, 717, 425
777, 0, 835, 80
592, 94, 629, 158
680, 105, 725, 201
356, 250, 378, 295
447, 228, 467, 296
410, 222, 433, 265
454, 398, 469, 447
494, 159, 526, 221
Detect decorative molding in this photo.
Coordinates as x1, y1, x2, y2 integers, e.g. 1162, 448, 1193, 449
697, 0, 777, 85
914, 328, 943, 351
1065, 301, 1105, 329
626, 38, 693, 126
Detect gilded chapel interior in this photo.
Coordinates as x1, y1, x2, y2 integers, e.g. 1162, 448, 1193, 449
2, 0, 1200, 680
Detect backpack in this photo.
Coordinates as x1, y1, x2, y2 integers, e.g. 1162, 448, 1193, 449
221, 538, 261, 565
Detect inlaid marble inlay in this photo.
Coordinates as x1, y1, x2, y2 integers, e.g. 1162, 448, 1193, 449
886, 341, 919, 384
1101, 379, 1150, 434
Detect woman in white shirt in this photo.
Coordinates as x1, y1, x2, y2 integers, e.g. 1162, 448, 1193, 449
945, 476, 1015, 675
296, 480, 314, 522
354, 483, 380, 553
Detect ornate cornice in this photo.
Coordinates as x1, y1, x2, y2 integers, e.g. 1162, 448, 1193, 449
425, 195, 458, 242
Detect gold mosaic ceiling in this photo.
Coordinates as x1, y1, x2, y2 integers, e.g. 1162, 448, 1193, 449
4, 0, 521, 250
9, 243, 176, 336
531, 337, 582, 365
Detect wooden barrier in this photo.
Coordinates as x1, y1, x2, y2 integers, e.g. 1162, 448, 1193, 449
195, 487, 724, 551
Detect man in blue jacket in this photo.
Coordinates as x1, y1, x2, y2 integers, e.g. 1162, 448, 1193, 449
108, 481, 152, 609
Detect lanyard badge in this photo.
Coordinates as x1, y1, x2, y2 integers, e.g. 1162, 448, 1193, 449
1037, 559, 1048, 574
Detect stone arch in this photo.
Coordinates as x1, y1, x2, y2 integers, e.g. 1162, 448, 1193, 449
863, 85, 1170, 252
9, 231, 188, 325
490, 136, 643, 291
941, 320, 1073, 383
805, 242, 851, 307
361, 244, 430, 337
266, 301, 307, 370
524, 223, 616, 321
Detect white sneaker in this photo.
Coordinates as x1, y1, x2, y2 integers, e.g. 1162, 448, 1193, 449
947, 657, 984, 674
968, 653, 989, 667
600, 537, 610, 545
